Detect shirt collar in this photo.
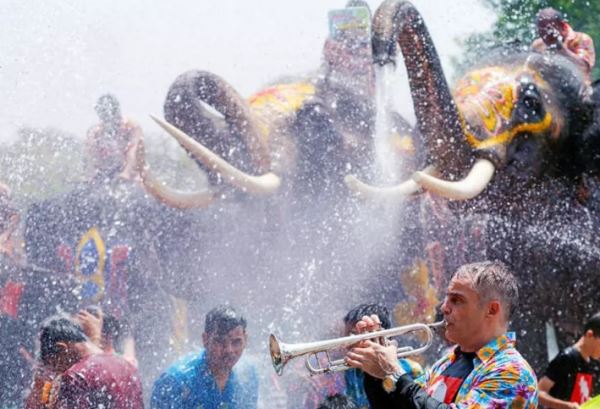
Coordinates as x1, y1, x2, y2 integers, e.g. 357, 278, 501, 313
448, 332, 516, 364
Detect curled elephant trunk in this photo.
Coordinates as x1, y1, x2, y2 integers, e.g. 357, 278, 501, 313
346, 1, 489, 201
151, 116, 281, 196
372, 0, 472, 175
164, 70, 271, 175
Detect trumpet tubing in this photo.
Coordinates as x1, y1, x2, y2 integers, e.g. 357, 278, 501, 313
269, 321, 445, 375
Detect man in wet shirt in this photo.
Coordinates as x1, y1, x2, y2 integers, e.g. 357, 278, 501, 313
538, 313, 600, 409
151, 305, 259, 409
345, 260, 538, 409
36, 314, 143, 409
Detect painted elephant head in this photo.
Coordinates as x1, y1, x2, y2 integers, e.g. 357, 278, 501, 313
139, 2, 397, 209
356, 0, 600, 372
351, 0, 594, 202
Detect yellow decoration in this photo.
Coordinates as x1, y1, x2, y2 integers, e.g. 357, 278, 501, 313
74, 227, 106, 303
394, 260, 440, 333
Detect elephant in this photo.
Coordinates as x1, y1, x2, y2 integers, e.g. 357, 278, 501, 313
346, 0, 600, 371
138, 1, 428, 345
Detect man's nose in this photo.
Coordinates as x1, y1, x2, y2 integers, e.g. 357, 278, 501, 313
440, 300, 451, 315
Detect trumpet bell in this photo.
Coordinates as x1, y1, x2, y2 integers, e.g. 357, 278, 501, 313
269, 334, 286, 375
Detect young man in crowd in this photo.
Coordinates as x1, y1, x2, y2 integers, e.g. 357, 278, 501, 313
151, 305, 259, 409
30, 314, 143, 408
346, 261, 538, 409
86, 93, 143, 182
342, 303, 422, 408
76, 306, 138, 368
538, 313, 600, 409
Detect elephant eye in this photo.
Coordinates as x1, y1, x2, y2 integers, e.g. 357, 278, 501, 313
522, 91, 541, 112
515, 83, 544, 122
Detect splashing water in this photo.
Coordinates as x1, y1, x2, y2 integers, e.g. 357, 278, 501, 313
373, 64, 400, 184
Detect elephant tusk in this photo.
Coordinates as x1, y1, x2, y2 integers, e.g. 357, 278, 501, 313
151, 115, 281, 195
412, 158, 495, 200
344, 166, 436, 200
141, 169, 217, 209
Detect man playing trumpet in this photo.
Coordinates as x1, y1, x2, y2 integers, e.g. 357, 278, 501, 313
345, 261, 538, 409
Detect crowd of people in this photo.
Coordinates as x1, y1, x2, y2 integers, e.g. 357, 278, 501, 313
1, 4, 599, 409
2, 260, 599, 408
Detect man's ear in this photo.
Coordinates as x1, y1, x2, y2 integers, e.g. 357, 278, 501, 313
202, 332, 208, 347
56, 341, 69, 354
487, 300, 501, 317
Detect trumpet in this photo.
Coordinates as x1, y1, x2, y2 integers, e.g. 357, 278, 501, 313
269, 321, 445, 376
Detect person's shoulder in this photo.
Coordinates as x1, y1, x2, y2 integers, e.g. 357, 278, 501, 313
233, 355, 260, 382
489, 345, 537, 382
122, 117, 142, 130
161, 351, 204, 380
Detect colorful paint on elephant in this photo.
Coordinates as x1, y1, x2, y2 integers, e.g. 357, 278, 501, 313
455, 66, 554, 151
57, 226, 131, 318
249, 82, 316, 139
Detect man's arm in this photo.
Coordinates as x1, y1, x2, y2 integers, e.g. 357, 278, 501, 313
121, 119, 144, 180
539, 376, 580, 409
364, 372, 450, 409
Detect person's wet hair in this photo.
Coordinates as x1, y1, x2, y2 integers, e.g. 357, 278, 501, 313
536, 8, 564, 26
94, 93, 121, 120
85, 305, 121, 340
39, 314, 87, 365
584, 312, 600, 337
453, 261, 519, 321
344, 303, 391, 329
317, 394, 358, 409
205, 305, 247, 336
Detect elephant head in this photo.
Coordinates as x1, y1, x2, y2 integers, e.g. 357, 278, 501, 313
139, 70, 282, 209
350, 0, 592, 201
142, 3, 384, 209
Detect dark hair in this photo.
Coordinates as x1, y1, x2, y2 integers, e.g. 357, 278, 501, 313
344, 303, 391, 329
94, 93, 120, 118
317, 394, 358, 409
453, 261, 519, 321
205, 305, 247, 335
84, 306, 120, 340
536, 8, 565, 26
584, 312, 600, 337
39, 314, 87, 365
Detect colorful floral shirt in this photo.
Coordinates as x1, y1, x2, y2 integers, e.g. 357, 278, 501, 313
562, 24, 596, 74
415, 332, 538, 409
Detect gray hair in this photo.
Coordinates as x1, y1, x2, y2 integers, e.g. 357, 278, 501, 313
453, 261, 519, 322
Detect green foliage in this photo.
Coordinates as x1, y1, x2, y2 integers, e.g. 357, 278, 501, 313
0, 127, 85, 207
454, 0, 600, 79
0, 127, 207, 209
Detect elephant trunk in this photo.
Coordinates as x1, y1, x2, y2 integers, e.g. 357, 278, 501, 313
372, 0, 472, 177
164, 70, 271, 174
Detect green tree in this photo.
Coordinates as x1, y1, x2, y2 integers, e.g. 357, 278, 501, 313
454, 0, 600, 79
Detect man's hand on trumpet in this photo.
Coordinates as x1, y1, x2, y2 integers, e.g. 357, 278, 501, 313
345, 314, 402, 379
